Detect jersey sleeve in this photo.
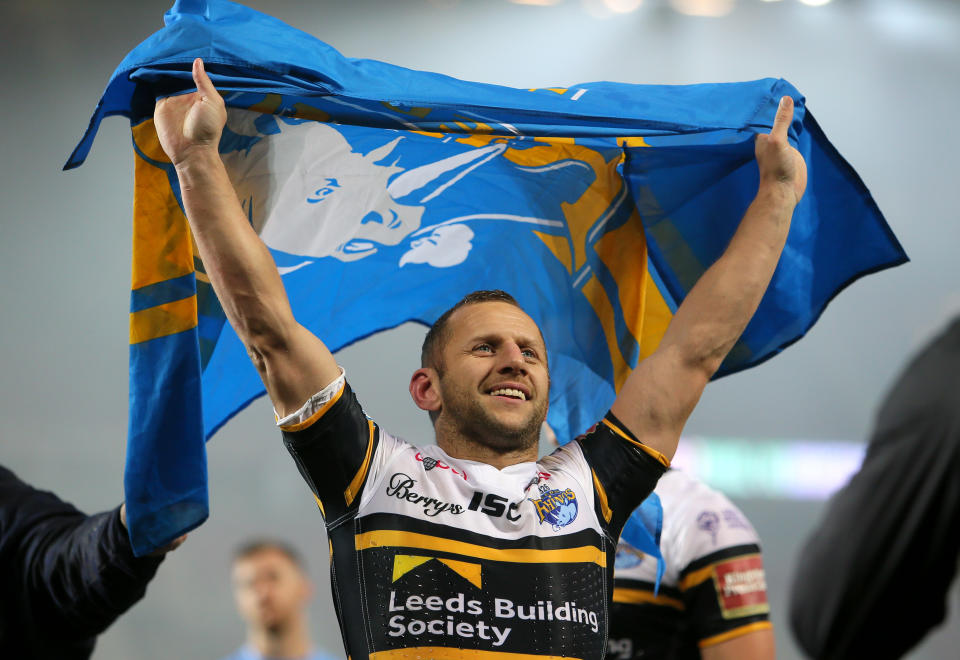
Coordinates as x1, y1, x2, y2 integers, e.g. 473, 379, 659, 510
280, 380, 380, 525
673, 496, 771, 648
574, 411, 669, 539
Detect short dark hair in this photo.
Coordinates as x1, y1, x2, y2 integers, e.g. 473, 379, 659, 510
421, 290, 523, 373
233, 538, 305, 570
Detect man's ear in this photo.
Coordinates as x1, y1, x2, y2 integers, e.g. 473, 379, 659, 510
409, 368, 441, 413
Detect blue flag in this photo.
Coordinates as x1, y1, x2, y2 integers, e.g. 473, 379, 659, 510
617, 493, 666, 594
67, 0, 906, 555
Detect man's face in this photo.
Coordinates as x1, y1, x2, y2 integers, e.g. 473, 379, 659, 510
436, 301, 549, 451
232, 549, 311, 633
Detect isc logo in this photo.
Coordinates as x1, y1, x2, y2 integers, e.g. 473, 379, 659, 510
467, 491, 521, 521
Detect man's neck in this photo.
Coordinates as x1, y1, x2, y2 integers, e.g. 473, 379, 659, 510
249, 618, 312, 659
436, 432, 539, 470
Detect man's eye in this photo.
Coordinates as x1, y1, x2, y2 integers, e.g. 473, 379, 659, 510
474, 344, 493, 353
522, 349, 537, 359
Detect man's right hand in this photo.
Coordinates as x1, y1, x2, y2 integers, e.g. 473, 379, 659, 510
151, 56, 341, 419
155, 58, 227, 167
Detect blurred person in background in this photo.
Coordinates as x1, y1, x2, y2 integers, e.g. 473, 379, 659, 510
223, 539, 340, 660
0, 465, 184, 660
790, 316, 960, 659
607, 469, 774, 660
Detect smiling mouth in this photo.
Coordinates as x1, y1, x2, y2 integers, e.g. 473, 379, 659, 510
488, 388, 527, 401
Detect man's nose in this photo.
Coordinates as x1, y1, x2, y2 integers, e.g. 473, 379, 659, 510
497, 343, 526, 372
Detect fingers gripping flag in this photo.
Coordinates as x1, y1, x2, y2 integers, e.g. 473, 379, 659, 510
67, 0, 906, 555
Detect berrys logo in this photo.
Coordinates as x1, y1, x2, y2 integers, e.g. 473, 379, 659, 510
386, 473, 465, 517
415, 452, 468, 481
529, 483, 578, 531
713, 554, 769, 618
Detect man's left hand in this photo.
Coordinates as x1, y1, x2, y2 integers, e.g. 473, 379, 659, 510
755, 95, 807, 205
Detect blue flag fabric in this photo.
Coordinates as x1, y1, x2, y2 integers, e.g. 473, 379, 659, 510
617, 493, 666, 594
67, 0, 906, 555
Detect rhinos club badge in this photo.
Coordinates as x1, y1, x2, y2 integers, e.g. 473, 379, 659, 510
530, 483, 578, 531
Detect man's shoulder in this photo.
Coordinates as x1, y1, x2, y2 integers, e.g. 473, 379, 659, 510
571, 415, 671, 470
658, 470, 761, 566
538, 440, 594, 484
658, 470, 738, 520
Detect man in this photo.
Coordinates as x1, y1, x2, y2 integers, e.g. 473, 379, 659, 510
154, 58, 805, 658
790, 316, 960, 659
608, 470, 774, 659
222, 540, 339, 660
0, 465, 184, 660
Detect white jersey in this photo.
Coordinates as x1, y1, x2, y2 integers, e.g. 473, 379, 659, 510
280, 374, 668, 660
607, 469, 771, 659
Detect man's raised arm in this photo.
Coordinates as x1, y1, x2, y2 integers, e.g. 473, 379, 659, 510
154, 58, 339, 417
611, 96, 807, 460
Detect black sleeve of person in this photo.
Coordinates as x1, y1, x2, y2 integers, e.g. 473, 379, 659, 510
678, 543, 771, 649
281, 382, 380, 525
0, 466, 164, 659
789, 319, 960, 660
575, 411, 669, 540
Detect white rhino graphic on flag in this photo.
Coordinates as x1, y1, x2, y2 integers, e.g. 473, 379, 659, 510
221, 109, 514, 267
220, 109, 580, 270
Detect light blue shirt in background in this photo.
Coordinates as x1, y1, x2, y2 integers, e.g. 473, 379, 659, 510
220, 645, 342, 660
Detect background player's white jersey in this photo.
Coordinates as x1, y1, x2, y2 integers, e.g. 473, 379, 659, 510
608, 469, 770, 659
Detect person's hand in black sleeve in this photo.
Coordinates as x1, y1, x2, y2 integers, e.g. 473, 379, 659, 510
1, 466, 184, 659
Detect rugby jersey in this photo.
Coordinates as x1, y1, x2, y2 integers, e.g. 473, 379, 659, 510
280, 373, 667, 660
607, 469, 770, 659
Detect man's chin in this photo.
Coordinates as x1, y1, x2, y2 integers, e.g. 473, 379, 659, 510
480, 414, 544, 451
445, 396, 546, 451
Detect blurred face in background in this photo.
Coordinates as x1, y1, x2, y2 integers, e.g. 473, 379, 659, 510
232, 547, 312, 633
